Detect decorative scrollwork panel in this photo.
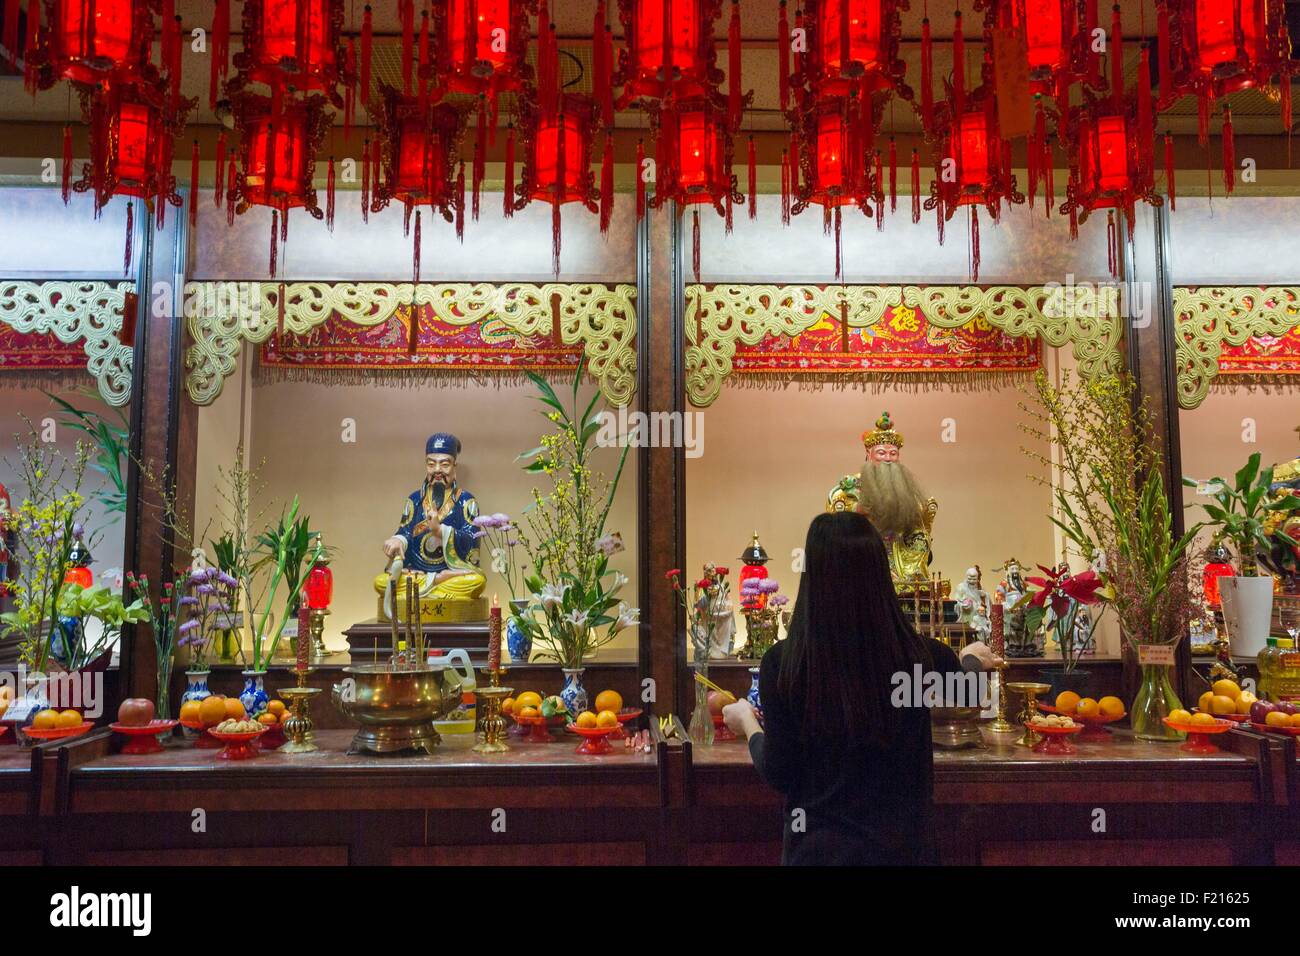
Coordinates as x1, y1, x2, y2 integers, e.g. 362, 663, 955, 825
1173, 287, 1300, 409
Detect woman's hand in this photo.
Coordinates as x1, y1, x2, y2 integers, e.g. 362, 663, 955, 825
722, 700, 762, 738
960, 641, 1005, 671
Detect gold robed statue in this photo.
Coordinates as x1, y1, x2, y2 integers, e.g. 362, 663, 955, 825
827, 412, 940, 591
375, 432, 487, 621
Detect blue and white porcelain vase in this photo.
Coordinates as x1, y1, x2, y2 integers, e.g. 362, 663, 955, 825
239, 670, 269, 717
506, 599, 531, 663
180, 670, 212, 737
560, 668, 588, 714
746, 667, 761, 712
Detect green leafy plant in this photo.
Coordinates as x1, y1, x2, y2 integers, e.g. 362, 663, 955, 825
43, 390, 128, 544
1185, 452, 1300, 576
244, 498, 322, 672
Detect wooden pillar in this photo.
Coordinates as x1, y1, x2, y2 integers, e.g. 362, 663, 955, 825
120, 201, 197, 704
636, 202, 688, 717
1121, 201, 1192, 702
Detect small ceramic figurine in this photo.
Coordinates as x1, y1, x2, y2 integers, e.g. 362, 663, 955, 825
1000, 558, 1041, 658
955, 566, 993, 644
695, 563, 735, 659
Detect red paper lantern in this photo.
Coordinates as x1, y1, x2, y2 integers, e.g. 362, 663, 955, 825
371, 87, 464, 218
650, 99, 737, 212
430, 0, 535, 98
1022, 0, 1069, 80
303, 560, 333, 610
616, 0, 723, 106
29, 0, 156, 88
525, 98, 597, 206
796, 0, 909, 99
232, 0, 346, 98
793, 96, 880, 213
231, 92, 329, 215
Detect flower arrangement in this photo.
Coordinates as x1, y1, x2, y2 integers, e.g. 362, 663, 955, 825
1186, 451, 1300, 577
471, 512, 529, 601
1021, 563, 1108, 673
125, 572, 178, 718
514, 361, 636, 668
668, 565, 735, 661
739, 577, 789, 660
175, 565, 239, 672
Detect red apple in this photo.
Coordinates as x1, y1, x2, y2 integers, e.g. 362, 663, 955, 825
1250, 700, 1275, 724
707, 690, 734, 715
117, 698, 156, 727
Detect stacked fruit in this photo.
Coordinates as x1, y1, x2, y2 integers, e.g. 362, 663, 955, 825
1052, 691, 1126, 721
180, 696, 290, 728
1195, 679, 1258, 719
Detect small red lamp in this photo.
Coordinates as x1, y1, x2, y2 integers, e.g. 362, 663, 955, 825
302, 533, 332, 662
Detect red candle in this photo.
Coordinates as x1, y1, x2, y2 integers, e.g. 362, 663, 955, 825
488, 595, 502, 671
297, 602, 311, 672
990, 603, 1005, 658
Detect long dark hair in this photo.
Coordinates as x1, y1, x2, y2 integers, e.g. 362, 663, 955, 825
776, 511, 931, 747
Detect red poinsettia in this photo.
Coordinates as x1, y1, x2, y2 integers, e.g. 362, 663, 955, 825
1026, 565, 1105, 618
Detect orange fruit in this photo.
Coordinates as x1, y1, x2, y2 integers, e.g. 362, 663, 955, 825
1288, 712, 1300, 729
1075, 698, 1100, 719
1167, 708, 1192, 724
594, 690, 623, 714
1210, 695, 1237, 716
1212, 679, 1242, 701
1266, 710, 1290, 727
267, 700, 286, 717
1055, 691, 1081, 714
502, 697, 515, 715
515, 691, 542, 711
575, 711, 598, 729
1098, 696, 1125, 719
32, 709, 59, 730
179, 700, 202, 723
1189, 711, 1217, 726
198, 696, 228, 726
57, 709, 82, 728
257, 712, 278, 725
224, 698, 246, 720
596, 709, 619, 729
519, 705, 539, 719
1198, 691, 1216, 714
1235, 691, 1257, 716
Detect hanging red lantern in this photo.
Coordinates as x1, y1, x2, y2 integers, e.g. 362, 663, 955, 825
1158, 0, 1292, 137
616, 0, 723, 107
794, 0, 910, 101
28, 0, 156, 89
371, 88, 464, 218
429, 0, 536, 100
650, 97, 738, 212
231, 0, 347, 101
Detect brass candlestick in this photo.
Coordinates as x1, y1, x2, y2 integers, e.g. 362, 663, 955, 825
278, 667, 322, 754
473, 683, 514, 754
987, 663, 1017, 735
1006, 681, 1051, 747
308, 607, 330, 663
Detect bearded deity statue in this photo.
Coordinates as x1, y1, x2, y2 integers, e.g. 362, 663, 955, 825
1261, 430, 1300, 590
374, 433, 487, 622
955, 567, 992, 644
826, 412, 939, 590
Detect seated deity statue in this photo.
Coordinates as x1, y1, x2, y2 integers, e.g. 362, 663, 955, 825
826, 412, 940, 591
374, 432, 487, 621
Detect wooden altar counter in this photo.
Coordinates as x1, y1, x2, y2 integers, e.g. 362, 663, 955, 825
680, 728, 1287, 866
0, 745, 38, 865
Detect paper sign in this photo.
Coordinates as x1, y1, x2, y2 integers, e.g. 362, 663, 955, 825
992, 25, 1033, 140
1137, 644, 1176, 666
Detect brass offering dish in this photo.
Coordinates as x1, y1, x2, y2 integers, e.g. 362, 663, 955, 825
333, 663, 455, 755
930, 706, 986, 749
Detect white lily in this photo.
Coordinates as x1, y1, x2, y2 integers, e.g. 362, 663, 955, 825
536, 582, 568, 610
613, 603, 640, 633
564, 609, 589, 629
607, 571, 629, 596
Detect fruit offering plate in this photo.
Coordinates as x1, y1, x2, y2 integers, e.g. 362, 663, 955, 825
178, 719, 224, 749
609, 707, 644, 740
1249, 721, 1300, 737
206, 726, 269, 761
1192, 708, 1248, 723
1072, 710, 1126, 740
109, 719, 179, 755
512, 713, 557, 744
563, 723, 618, 755
711, 713, 737, 741
21, 720, 95, 742
1024, 722, 1083, 755
256, 722, 286, 750
1163, 716, 1234, 755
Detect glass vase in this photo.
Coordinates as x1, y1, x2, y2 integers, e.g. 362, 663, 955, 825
1131, 663, 1185, 741
688, 663, 715, 746
155, 654, 175, 721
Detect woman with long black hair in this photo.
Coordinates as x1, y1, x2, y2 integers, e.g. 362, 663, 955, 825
722, 510, 998, 865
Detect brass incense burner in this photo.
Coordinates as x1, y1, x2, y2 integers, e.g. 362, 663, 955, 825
930, 706, 985, 749
332, 663, 455, 755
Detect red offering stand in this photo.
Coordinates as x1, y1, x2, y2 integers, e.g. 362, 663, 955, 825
1163, 717, 1233, 754
512, 713, 555, 744
711, 712, 736, 741
180, 719, 224, 749
1250, 721, 1300, 737
207, 726, 269, 761
1072, 710, 1126, 741
609, 707, 643, 740
22, 720, 95, 742
1025, 721, 1083, 755
110, 719, 179, 754
564, 723, 618, 755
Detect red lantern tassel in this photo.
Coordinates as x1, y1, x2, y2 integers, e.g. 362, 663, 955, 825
1138, 46, 1154, 178
464, 0, 477, 68
22, 0, 40, 95
692, 209, 701, 284
935, 196, 945, 246
123, 202, 134, 275
840, 299, 849, 352
118, 292, 138, 348
214, 132, 226, 207
593, 3, 607, 118
728, 0, 742, 129
412, 210, 422, 285
969, 206, 980, 283
269, 210, 278, 278
225, 151, 237, 226
473, 100, 487, 221
911, 149, 921, 223
952, 12, 964, 115
400, 0, 414, 95
188, 140, 200, 230
1197, 91, 1210, 147
1045, 137, 1055, 218
281, 202, 288, 244
361, 138, 371, 223
418, 10, 431, 113
1030, 98, 1046, 210
874, 150, 884, 230
1157, 5, 1171, 104
921, 16, 933, 129
635, 139, 646, 221
344, 39, 356, 139
210, 0, 229, 110
504, 125, 516, 219
1085, 0, 1100, 84
1110, 4, 1123, 109
165, 7, 181, 105
1165, 132, 1176, 211
888, 138, 897, 213
327, 156, 336, 232
403, 197, 412, 237
747, 136, 758, 220
1223, 107, 1235, 194
780, 148, 791, 225
1107, 211, 1117, 277
456, 162, 465, 242
778, 1, 790, 112
3, 0, 18, 73
361, 4, 373, 105
600, 132, 614, 235
277, 283, 286, 340
61, 124, 72, 204
1282, 71, 1293, 165
834, 206, 842, 279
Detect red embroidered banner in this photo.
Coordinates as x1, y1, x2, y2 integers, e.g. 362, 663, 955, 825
731, 303, 1040, 376
1218, 327, 1300, 376
260, 305, 581, 373
0, 325, 85, 372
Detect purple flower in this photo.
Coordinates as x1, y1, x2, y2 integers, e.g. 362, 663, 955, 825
72, 522, 84, 539
178, 618, 200, 634
770, 594, 789, 607
217, 572, 238, 588
189, 567, 208, 583
194, 583, 216, 595
741, 579, 762, 594
491, 512, 510, 525
178, 595, 200, 607
759, 579, 780, 594
507, 538, 520, 547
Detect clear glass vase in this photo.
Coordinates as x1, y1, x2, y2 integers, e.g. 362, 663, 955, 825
155, 655, 175, 721
688, 663, 715, 746
1131, 663, 1185, 741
